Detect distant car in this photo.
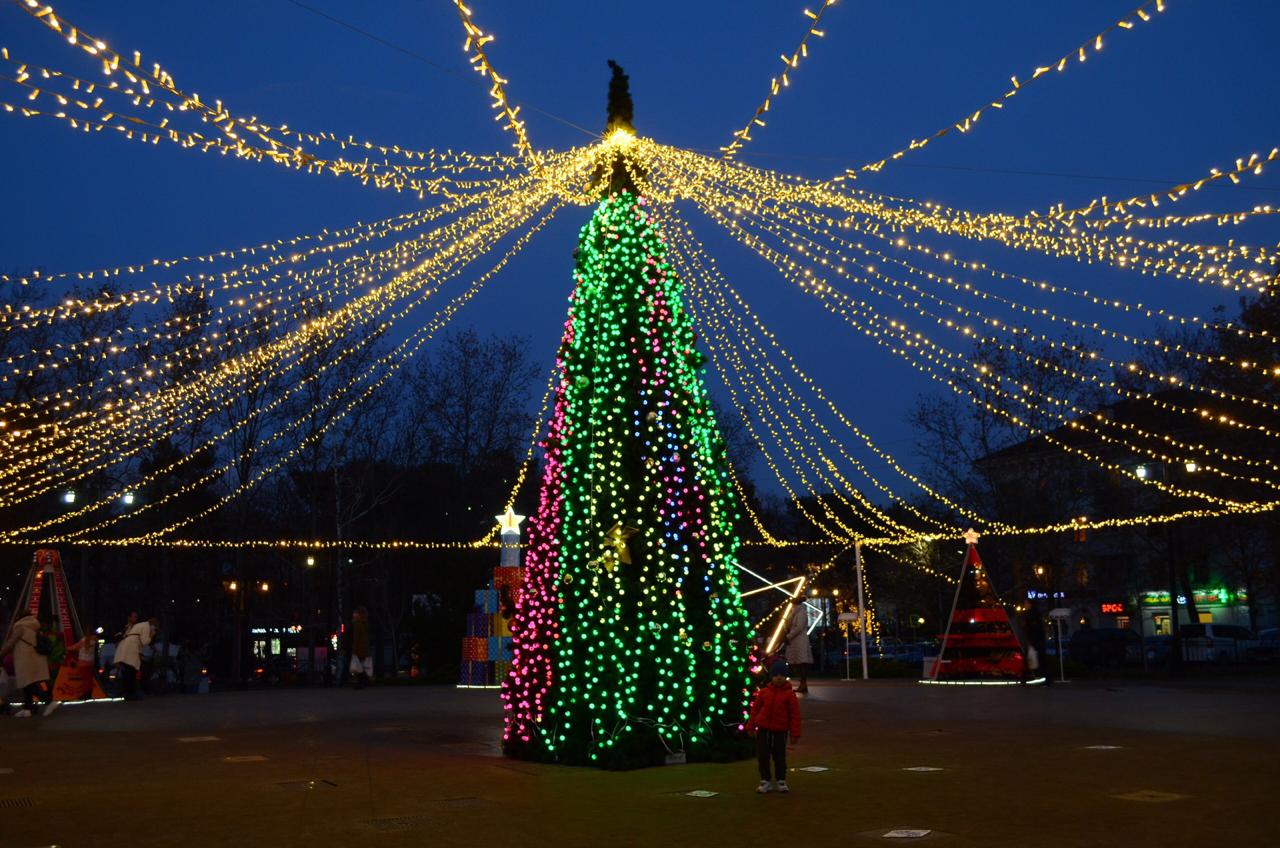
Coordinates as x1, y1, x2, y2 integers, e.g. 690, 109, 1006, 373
1144, 626, 1261, 663
1179, 624, 1259, 663
1068, 628, 1143, 668
1256, 628, 1280, 662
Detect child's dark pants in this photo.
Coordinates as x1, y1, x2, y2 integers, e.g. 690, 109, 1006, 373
756, 729, 787, 781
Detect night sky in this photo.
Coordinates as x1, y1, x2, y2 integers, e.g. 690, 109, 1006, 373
2, 0, 1278, 499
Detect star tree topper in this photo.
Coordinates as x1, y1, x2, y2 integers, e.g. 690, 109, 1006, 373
496, 506, 526, 535
962, 528, 980, 547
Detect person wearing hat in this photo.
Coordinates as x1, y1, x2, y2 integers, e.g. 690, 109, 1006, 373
748, 659, 802, 794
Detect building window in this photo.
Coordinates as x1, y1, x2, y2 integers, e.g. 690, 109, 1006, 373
1198, 612, 1212, 624
1075, 564, 1089, 588
1115, 616, 1130, 630
1153, 614, 1172, 636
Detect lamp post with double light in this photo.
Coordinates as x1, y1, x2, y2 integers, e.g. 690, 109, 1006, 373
1134, 460, 1199, 675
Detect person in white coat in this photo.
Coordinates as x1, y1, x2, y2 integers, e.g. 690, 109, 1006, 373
783, 599, 814, 693
114, 618, 156, 701
0, 613, 53, 716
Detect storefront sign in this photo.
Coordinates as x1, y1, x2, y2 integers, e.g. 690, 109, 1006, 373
1140, 588, 1246, 607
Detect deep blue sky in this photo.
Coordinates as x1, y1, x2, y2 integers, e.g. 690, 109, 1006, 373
2, 1, 1278, 501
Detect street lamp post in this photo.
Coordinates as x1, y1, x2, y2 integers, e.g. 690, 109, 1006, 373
1136, 461, 1191, 676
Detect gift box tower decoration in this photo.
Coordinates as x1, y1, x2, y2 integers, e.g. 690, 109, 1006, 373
459, 507, 525, 687
499, 63, 754, 768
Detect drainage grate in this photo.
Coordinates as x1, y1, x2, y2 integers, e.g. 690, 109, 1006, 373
369, 813, 435, 832
0, 797, 34, 809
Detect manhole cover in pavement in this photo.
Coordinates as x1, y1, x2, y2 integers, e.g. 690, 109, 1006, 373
1083, 745, 1123, 750
884, 830, 933, 839
796, 766, 829, 772
368, 813, 435, 832
1114, 790, 1188, 803
0, 797, 34, 809
178, 736, 220, 743
275, 780, 337, 791
222, 755, 268, 763
903, 767, 943, 772
685, 790, 719, 798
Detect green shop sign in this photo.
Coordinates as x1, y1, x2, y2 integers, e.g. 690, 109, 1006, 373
1139, 588, 1247, 606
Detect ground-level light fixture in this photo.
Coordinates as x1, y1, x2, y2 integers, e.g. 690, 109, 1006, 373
61, 490, 76, 504
305, 556, 316, 567
1184, 460, 1199, 473
1135, 465, 1150, 479
121, 492, 136, 506
259, 581, 270, 593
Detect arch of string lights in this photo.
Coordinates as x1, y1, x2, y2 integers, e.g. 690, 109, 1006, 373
1, 0, 1277, 575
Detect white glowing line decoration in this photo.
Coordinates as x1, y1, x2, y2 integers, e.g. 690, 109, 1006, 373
740, 575, 804, 598
918, 677, 1045, 687
763, 576, 807, 655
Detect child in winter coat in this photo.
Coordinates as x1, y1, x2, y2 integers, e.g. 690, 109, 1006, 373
748, 659, 801, 793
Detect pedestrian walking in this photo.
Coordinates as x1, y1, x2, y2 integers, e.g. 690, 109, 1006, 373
1023, 602, 1049, 686
0, 613, 55, 716
749, 659, 802, 794
350, 606, 372, 689
783, 598, 813, 693
114, 617, 156, 701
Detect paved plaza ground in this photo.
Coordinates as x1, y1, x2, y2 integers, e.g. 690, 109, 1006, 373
1, 676, 1277, 847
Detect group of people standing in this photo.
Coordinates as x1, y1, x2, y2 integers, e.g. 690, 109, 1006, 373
1, 610, 157, 716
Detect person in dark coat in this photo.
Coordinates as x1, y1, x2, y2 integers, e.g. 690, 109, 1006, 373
1023, 602, 1049, 686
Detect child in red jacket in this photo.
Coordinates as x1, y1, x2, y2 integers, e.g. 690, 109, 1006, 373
749, 659, 801, 793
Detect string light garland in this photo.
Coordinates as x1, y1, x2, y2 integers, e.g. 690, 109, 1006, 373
830, 0, 1169, 183
665, 211, 997, 532
691, 197, 1277, 510
0, 0, 1272, 592
666, 212, 956, 538
36, 200, 568, 544
452, 0, 538, 167
641, 141, 1275, 292
721, 1, 836, 159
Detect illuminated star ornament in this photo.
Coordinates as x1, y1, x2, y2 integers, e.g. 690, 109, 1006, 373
962, 528, 981, 547
601, 522, 640, 570
495, 507, 526, 535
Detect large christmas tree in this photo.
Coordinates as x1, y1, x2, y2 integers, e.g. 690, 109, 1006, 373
501, 67, 754, 768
